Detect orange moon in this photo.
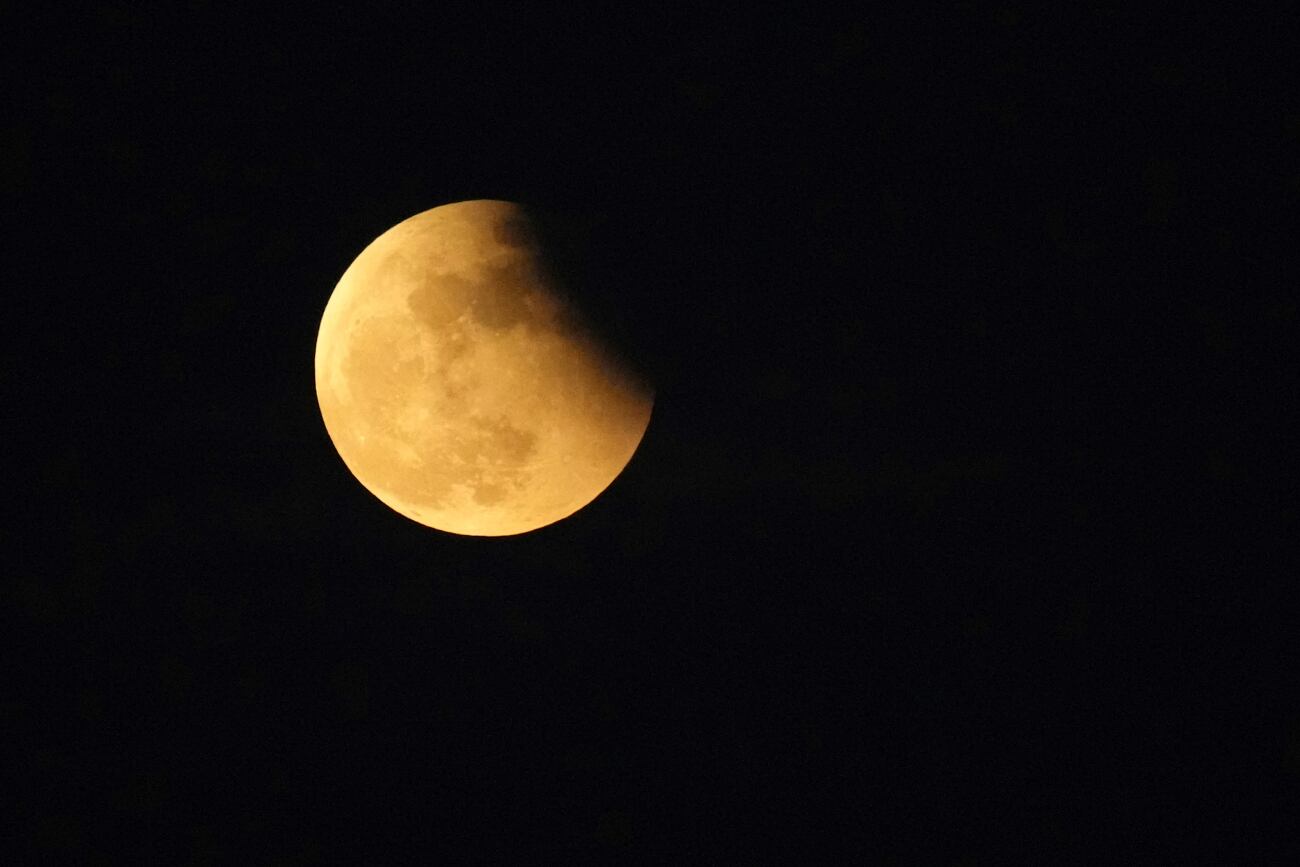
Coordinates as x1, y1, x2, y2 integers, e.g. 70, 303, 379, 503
314, 200, 653, 536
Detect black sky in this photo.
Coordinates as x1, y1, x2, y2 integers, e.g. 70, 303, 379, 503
9, 7, 1297, 861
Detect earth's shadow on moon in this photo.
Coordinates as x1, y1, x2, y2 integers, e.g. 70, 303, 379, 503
505, 203, 657, 400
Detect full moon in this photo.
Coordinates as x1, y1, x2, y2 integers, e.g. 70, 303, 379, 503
315, 200, 653, 536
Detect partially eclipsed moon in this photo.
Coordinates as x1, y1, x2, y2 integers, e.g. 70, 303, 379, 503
315, 200, 653, 536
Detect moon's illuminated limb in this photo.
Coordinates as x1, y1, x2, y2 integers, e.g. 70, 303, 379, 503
314, 200, 653, 536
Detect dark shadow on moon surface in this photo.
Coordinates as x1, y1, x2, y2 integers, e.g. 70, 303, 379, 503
397, 202, 656, 405
514, 204, 657, 397
492, 212, 539, 250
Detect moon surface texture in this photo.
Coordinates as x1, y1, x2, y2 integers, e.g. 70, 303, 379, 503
315, 200, 653, 536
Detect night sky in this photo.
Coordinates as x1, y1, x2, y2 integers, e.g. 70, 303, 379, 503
11, 7, 1295, 861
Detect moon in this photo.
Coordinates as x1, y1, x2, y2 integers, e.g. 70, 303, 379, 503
314, 200, 653, 536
